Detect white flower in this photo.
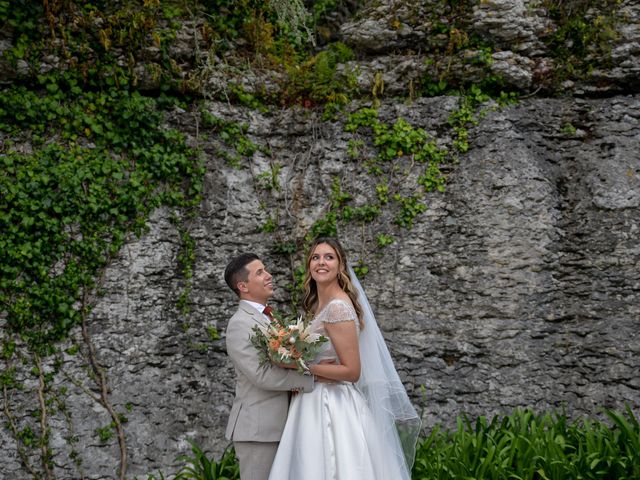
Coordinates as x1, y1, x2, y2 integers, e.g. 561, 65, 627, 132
304, 332, 322, 343
295, 316, 305, 328
278, 346, 291, 359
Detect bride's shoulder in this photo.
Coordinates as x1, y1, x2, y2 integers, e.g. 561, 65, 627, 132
328, 296, 353, 308
322, 297, 356, 322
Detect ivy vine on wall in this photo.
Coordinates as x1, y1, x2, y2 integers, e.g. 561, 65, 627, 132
0, 72, 203, 478
0, 73, 203, 352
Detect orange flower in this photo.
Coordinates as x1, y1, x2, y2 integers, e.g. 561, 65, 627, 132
269, 338, 281, 350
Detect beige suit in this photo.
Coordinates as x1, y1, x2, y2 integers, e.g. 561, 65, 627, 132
225, 300, 313, 479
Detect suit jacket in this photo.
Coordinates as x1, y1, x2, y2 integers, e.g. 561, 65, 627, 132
225, 300, 314, 442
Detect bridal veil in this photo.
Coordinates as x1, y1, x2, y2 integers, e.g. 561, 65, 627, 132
348, 266, 422, 472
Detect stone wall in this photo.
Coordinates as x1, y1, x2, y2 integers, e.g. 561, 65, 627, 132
5, 93, 638, 479
1, 1, 640, 478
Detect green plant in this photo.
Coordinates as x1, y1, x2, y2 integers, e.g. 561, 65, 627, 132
412, 407, 640, 480
283, 41, 356, 107
542, 0, 621, 81
446, 85, 493, 155
256, 164, 283, 192
394, 194, 427, 228
1, 57, 203, 479
347, 139, 365, 159
273, 241, 297, 256
344, 108, 448, 230
140, 472, 167, 480
262, 217, 278, 233
269, 0, 313, 46
352, 260, 369, 279
330, 178, 353, 209
307, 212, 339, 240
201, 111, 259, 168
207, 326, 221, 341
342, 204, 380, 223
174, 441, 239, 480
376, 234, 394, 248
133, 407, 640, 480
561, 122, 577, 135
96, 425, 114, 443
420, 74, 449, 98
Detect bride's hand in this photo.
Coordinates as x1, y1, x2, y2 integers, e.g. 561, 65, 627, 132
314, 375, 335, 384
310, 359, 337, 383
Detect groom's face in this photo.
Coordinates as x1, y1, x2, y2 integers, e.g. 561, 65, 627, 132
239, 259, 274, 304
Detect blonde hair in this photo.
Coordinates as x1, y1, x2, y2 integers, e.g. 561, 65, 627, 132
302, 237, 364, 326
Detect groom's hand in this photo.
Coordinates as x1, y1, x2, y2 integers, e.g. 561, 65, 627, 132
272, 361, 296, 369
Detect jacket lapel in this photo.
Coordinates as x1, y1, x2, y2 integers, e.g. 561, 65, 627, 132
239, 301, 268, 328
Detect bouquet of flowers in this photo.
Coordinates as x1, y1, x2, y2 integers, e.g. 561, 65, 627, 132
250, 314, 327, 374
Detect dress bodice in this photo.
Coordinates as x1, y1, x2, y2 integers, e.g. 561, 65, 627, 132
310, 299, 360, 363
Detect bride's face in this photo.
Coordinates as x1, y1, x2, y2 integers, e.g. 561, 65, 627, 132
309, 243, 340, 285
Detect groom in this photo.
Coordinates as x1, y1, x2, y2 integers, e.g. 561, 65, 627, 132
223, 253, 314, 480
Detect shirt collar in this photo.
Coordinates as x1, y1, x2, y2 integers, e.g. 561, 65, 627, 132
242, 299, 266, 314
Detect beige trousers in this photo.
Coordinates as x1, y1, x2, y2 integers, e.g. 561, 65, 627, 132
234, 441, 279, 480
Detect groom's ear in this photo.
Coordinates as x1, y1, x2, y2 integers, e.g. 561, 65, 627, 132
237, 281, 248, 294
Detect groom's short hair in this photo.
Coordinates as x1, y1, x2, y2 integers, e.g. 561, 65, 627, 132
224, 252, 260, 296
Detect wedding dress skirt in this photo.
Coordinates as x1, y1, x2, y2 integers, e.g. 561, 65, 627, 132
268, 381, 410, 480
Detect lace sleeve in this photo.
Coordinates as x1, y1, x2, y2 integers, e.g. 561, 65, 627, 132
321, 300, 358, 325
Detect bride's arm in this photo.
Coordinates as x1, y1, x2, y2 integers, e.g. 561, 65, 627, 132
308, 321, 360, 383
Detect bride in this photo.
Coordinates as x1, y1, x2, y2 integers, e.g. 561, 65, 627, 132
268, 237, 421, 480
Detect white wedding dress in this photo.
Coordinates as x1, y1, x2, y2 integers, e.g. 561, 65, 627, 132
268, 299, 412, 480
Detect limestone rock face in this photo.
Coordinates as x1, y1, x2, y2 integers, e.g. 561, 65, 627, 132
3, 1, 637, 96
5, 94, 639, 479
335, 0, 639, 94
470, 0, 551, 56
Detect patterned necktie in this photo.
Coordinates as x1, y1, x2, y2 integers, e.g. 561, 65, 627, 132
263, 305, 274, 320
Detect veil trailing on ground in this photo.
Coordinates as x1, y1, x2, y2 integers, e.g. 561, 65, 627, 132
348, 266, 422, 473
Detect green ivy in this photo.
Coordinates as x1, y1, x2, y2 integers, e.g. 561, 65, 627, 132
201, 110, 260, 168
271, 107, 452, 282
256, 164, 283, 192
394, 194, 428, 228
376, 234, 394, 248
345, 107, 448, 212
0, 76, 203, 354
96, 424, 115, 443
